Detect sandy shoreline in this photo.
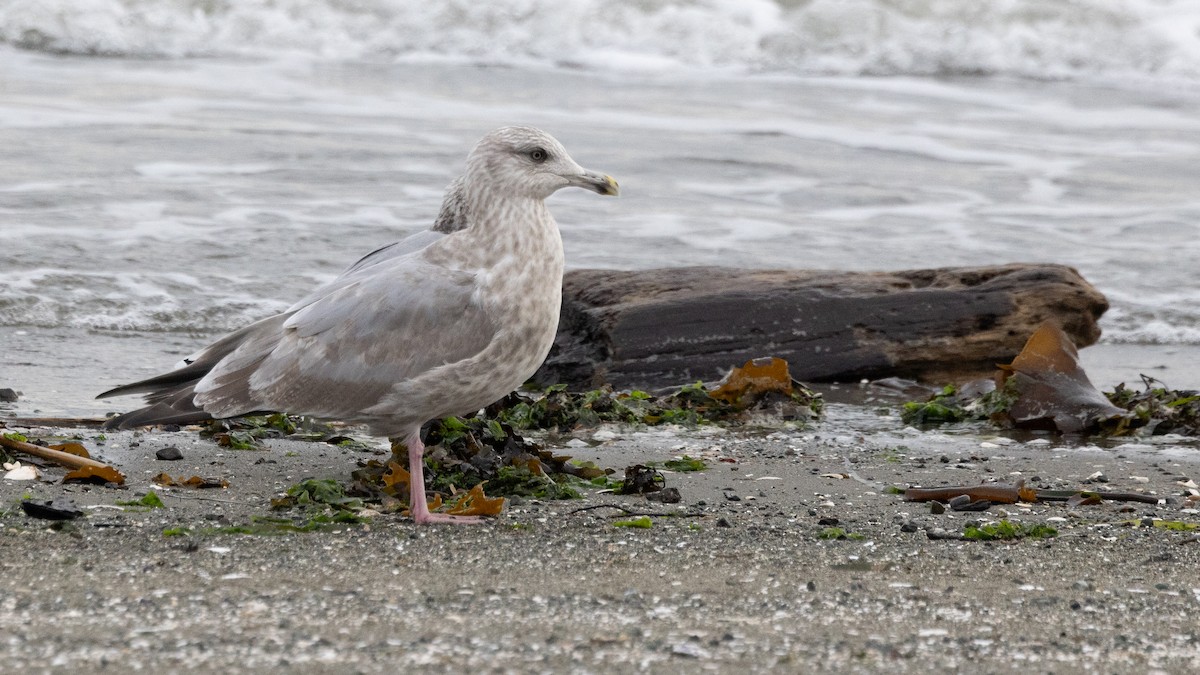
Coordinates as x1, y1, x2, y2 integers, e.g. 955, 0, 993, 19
3, 331, 1199, 672
2, 389, 1199, 672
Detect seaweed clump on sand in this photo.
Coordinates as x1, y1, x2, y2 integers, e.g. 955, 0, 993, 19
1105, 379, 1200, 436
494, 356, 823, 432
199, 413, 339, 450
347, 413, 608, 513
900, 383, 1010, 427
352, 357, 823, 506
901, 322, 1197, 437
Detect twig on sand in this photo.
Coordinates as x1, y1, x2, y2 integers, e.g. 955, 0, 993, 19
904, 482, 1032, 504
904, 481, 1162, 505
0, 435, 111, 471
2, 417, 108, 428
1034, 489, 1162, 505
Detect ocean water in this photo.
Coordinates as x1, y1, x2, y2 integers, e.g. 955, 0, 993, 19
2, 0, 1200, 416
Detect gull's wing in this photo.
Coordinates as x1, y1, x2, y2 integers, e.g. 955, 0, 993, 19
98, 181, 476, 429
193, 254, 497, 422
96, 314, 288, 402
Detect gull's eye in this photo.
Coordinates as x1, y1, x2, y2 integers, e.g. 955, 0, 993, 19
529, 147, 548, 163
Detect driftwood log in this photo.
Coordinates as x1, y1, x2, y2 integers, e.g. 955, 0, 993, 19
532, 263, 1107, 390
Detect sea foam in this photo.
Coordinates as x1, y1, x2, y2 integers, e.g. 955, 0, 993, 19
1, 0, 1199, 83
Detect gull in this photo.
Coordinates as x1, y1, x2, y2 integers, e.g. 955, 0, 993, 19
98, 126, 619, 524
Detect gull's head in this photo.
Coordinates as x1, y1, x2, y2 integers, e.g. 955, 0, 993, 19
466, 126, 619, 201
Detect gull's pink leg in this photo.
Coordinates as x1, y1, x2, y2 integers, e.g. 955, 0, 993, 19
400, 431, 483, 525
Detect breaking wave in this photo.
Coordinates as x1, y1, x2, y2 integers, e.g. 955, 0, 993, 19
2, 0, 1199, 81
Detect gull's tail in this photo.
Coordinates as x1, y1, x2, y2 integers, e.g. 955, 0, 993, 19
97, 315, 284, 430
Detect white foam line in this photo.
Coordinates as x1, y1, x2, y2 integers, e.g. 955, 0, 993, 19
134, 162, 277, 178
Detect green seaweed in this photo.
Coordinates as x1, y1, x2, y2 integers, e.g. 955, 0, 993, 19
263, 413, 296, 434
273, 478, 363, 511
425, 466, 475, 495
661, 455, 707, 472
411, 415, 611, 501
1106, 380, 1200, 436
900, 385, 988, 426
485, 419, 507, 441
116, 492, 165, 509
349, 367, 822, 504
589, 475, 625, 490
490, 378, 822, 433
613, 516, 653, 529
432, 416, 470, 444
486, 465, 584, 500
963, 520, 1058, 541
222, 430, 260, 450
817, 527, 865, 541
899, 373, 1200, 437
200, 413, 338, 448
335, 438, 375, 452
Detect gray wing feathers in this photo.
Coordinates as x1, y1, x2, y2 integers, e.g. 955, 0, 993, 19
96, 314, 289, 402
100, 175, 478, 429
193, 259, 498, 422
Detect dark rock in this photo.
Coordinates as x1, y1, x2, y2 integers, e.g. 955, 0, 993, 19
0, 388, 18, 402
716, 517, 732, 528
645, 487, 681, 504
156, 446, 184, 461
534, 264, 1107, 389
21, 498, 83, 521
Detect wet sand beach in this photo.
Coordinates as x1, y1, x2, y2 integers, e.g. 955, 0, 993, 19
3, 346, 1200, 673
2, 410, 1199, 673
